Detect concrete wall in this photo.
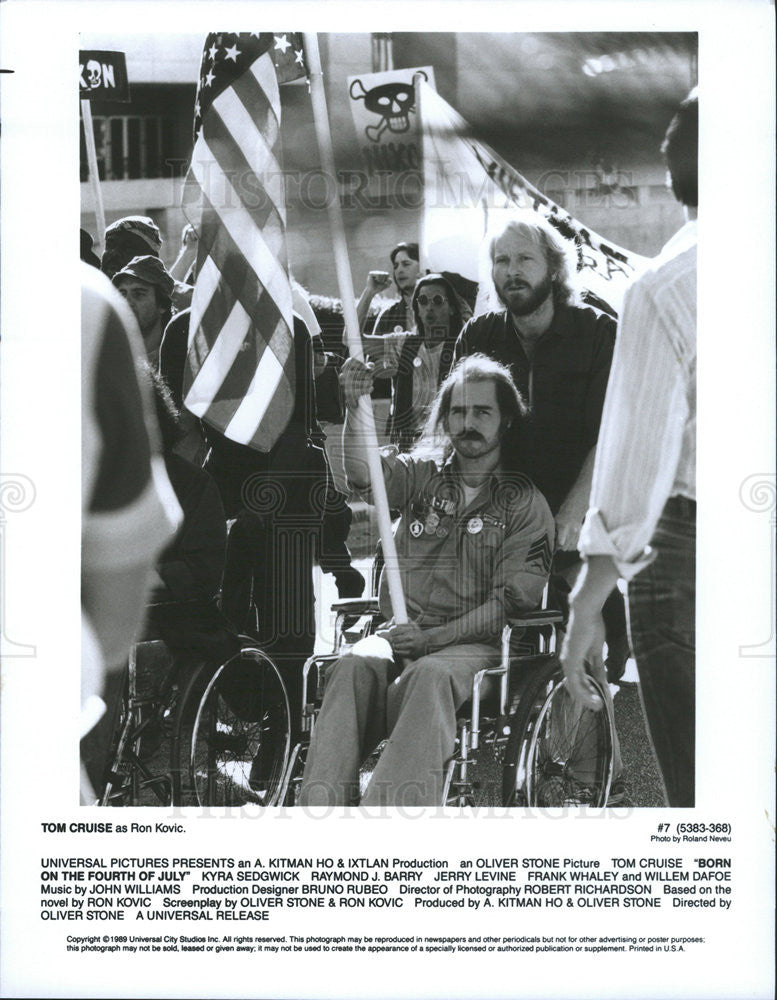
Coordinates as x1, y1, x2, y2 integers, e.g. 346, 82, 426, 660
80, 32, 692, 291
80, 172, 684, 294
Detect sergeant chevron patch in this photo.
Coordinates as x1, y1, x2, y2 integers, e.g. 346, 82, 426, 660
526, 534, 553, 573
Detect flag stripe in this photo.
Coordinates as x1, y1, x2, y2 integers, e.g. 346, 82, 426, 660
185, 202, 291, 419
199, 103, 286, 228
193, 197, 289, 354
182, 32, 306, 451
208, 302, 288, 410
238, 53, 281, 132
188, 253, 221, 343
188, 206, 259, 357
240, 50, 281, 126
190, 156, 292, 330
224, 327, 289, 440
185, 298, 253, 414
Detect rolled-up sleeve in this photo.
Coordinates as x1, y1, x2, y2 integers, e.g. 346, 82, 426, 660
580, 267, 693, 579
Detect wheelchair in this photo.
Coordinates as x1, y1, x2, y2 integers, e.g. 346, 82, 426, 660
99, 604, 292, 809
102, 585, 616, 810
276, 587, 617, 808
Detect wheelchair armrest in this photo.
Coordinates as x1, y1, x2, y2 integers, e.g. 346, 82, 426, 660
331, 597, 381, 616
507, 609, 565, 630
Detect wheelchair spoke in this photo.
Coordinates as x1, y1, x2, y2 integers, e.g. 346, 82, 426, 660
502, 657, 615, 808
188, 647, 291, 808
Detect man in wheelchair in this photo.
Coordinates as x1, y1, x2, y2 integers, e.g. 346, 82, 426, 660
299, 354, 555, 806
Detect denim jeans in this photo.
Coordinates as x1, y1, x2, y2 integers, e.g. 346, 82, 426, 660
627, 497, 696, 807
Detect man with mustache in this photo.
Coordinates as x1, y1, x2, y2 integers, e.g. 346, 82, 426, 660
455, 213, 629, 685
299, 354, 554, 806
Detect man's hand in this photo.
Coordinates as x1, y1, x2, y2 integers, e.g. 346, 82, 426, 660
180, 223, 198, 249
554, 502, 584, 551
559, 606, 606, 711
555, 445, 596, 551
379, 622, 429, 661
339, 356, 375, 410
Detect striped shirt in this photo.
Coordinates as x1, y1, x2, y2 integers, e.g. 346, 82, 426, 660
579, 220, 697, 578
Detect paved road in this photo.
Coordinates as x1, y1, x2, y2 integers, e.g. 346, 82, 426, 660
612, 675, 666, 808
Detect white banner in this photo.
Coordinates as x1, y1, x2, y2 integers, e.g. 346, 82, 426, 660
418, 79, 646, 313
347, 66, 435, 196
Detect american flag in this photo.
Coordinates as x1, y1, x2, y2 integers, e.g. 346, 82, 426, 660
181, 32, 307, 451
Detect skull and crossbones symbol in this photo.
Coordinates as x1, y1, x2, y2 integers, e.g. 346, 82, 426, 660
350, 71, 428, 143
85, 60, 102, 89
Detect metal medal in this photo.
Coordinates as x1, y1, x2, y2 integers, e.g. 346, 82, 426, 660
425, 510, 441, 535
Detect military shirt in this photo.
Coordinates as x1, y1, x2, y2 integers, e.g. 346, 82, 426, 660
364, 451, 555, 630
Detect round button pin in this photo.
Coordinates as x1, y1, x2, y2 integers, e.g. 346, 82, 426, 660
467, 516, 483, 535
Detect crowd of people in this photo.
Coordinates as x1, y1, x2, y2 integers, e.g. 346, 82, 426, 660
81, 88, 697, 809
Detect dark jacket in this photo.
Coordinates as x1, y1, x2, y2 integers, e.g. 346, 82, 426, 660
455, 304, 616, 513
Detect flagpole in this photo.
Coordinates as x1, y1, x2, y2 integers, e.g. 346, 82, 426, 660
303, 33, 408, 624
413, 72, 428, 276
80, 99, 106, 257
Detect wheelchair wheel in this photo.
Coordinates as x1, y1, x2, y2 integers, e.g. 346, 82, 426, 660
177, 644, 291, 807
502, 657, 615, 807
100, 677, 136, 807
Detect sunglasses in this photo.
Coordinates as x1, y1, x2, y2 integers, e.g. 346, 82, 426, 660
417, 293, 448, 307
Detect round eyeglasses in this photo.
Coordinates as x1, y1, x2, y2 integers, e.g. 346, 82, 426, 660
417, 293, 448, 307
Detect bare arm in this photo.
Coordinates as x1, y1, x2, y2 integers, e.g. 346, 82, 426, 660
341, 358, 378, 490
169, 224, 198, 283
560, 555, 621, 709
355, 270, 392, 334
555, 445, 597, 550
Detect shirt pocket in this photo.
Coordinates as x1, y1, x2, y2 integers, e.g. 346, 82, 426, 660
460, 524, 504, 599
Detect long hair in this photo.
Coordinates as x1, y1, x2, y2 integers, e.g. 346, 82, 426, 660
412, 354, 528, 464
410, 273, 464, 339
479, 211, 582, 312
138, 360, 182, 454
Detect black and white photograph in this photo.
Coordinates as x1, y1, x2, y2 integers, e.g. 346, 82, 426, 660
0, 2, 774, 998
77, 28, 698, 812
